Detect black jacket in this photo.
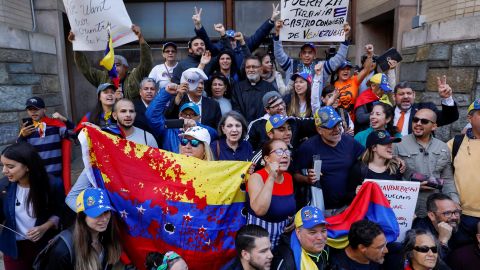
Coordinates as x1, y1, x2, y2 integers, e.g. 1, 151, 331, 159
401, 102, 459, 133
272, 234, 329, 270
231, 79, 276, 123
165, 94, 222, 130
171, 54, 213, 84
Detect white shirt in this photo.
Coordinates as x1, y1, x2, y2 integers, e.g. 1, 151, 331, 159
188, 96, 203, 118
149, 62, 178, 90
15, 186, 36, 240
126, 127, 158, 148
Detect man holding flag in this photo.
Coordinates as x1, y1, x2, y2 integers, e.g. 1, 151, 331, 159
67, 24, 153, 100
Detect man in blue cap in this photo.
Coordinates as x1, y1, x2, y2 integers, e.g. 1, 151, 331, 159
294, 107, 364, 215
272, 206, 330, 269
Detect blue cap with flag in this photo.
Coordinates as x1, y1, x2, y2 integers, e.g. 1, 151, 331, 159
180, 102, 200, 116
76, 188, 115, 218
468, 99, 480, 114
294, 206, 328, 229
225, 30, 235, 38
265, 114, 295, 132
314, 106, 342, 128
368, 73, 392, 92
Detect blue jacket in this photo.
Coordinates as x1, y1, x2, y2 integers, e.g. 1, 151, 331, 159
195, 19, 274, 68
146, 89, 218, 153
0, 176, 65, 258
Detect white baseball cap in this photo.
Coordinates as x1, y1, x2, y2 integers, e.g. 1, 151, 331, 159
180, 68, 208, 91
179, 126, 211, 145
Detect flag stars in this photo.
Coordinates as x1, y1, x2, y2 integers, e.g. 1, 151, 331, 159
205, 239, 211, 246
120, 210, 128, 218
198, 225, 207, 234
183, 212, 193, 222
136, 205, 146, 215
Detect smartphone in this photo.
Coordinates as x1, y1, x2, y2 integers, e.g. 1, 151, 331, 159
22, 117, 33, 126
164, 119, 184, 129
376, 48, 403, 72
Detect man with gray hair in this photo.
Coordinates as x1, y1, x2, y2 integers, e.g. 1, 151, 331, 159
67, 24, 153, 100
133, 77, 158, 136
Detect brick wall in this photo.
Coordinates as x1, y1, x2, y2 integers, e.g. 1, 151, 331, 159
421, 0, 480, 23
399, 40, 480, 141
0, 0, 33, 31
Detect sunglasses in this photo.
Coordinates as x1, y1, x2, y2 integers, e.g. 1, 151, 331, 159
413, 246, 438, 253
180, 138, 201, 147
412, 117, 434, 125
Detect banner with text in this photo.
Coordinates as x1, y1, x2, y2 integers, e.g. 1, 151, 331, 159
63, 0, 138, 51
365, 180, 420, 241
280, 0, 349, 42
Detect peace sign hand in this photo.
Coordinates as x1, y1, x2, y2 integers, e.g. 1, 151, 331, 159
271, 3, 280, 22
437, 75, 452, 99
192, 7, 203, 28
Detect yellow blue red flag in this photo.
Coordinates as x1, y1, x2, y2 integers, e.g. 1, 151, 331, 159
79, 126, 250, 270
99, 30, 120, 87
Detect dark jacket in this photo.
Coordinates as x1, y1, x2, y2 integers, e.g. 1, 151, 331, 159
133, 98, 155, 134
0, 176, 65, 258
165, 94, 222, 130
231, 79, 276, 123
171, 54, 213, 84
403, 102, 459, 133
195, 19, 274, 68
272, 234, 329, 270
221, 257, 244, 270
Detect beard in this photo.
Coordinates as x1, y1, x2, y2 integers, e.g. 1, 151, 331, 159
247, 73, 260, 83
248, 260, 270, 270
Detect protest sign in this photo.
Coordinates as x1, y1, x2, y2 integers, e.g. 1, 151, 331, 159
63, 0, 138, 51
365, 180, 420, 241
280, 0, 349, 42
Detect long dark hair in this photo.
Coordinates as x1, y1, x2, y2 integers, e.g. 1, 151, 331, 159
372, 102, 397, 136
211, 50, 239, 79
207, 73, 232, 99
288, 76, 312, 117
1, 142, 50, 218
90, 91, 116, 126
74, 212, 121, 269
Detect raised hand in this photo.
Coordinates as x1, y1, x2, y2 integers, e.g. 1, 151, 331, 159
343, 23, 351, 40
52, 112, 67, 122
200, 50, 212, 65
131, 24, 144, 43
275, 20, 284, 36
271, 3, 280, 22
214, 23, 226, 36
67, 31, 75, 43
192, 7, 203, 29
387, 58, 398, 70
365, 44, 374, 56
234, 32, 245, 45
437, 75, 452, 99
314, 62, 324, 76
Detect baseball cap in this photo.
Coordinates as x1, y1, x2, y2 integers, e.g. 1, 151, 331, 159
96, 83, 117, 95
179, 126, 211, 145
25, 97, 45, 109
76, 188, 115, 218
179, 102, 200, 116
225, 30, 235, 38
339, 60, 353, 69
368, 73, 392, 92
114, 55, 129, 68
162, 42, 177, 52
300, 43, 316, 53
468, 99, 480, 114
180, 68, 208, 91
366, 130, 401, 148
265, 114, 295, 133
262, 91, 283, 108
290, 72, 312, 84
314, 106, 342, 128
294, 206, 328, 229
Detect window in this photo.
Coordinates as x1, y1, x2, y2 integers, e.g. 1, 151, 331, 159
127, 3, 165, 40
234, 1, 275, 35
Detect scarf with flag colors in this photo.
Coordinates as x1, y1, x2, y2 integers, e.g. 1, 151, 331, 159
325, 181, 400, 249
99, 30, 120, 88
78, 126, 251, 270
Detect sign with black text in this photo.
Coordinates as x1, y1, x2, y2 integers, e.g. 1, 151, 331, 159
280, 0, 349, 42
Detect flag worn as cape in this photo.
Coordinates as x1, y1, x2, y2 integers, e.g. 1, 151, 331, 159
79, 126, 250, 270
326, 181, 399, 249
99, 30, 120, 88
41, 116, 72, 194
353, 88, 379, 110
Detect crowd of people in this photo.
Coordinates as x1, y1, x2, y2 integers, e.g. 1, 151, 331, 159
1, 4, 479, 270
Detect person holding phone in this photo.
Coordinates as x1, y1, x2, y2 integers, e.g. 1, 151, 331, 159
246, 139, 296, 248
17, 96, 74, 179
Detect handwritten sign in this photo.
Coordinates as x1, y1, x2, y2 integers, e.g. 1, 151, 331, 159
280, 0, 349, 42
63, 0, 138, 51
365, 180, 420, 241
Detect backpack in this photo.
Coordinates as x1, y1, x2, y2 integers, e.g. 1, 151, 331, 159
451, 134, 465, 174
33, 229, 74, 270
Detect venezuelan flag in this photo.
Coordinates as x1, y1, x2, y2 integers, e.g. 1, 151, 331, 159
79, 127, 251, 270
99, 30, 120, 88
326, 181, 399, 249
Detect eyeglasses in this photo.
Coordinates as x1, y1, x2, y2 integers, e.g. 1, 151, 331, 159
180, 138, 201, 147
437, 209, 462, 218
413, 246, 438, 253
269, 148, 291, 156
245, 65, 260, 70
413, 117, 434, 125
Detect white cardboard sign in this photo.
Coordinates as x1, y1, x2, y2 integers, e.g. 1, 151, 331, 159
365, 180, 420, 242
280, 0, 349, 42
63, 0, 138, 51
